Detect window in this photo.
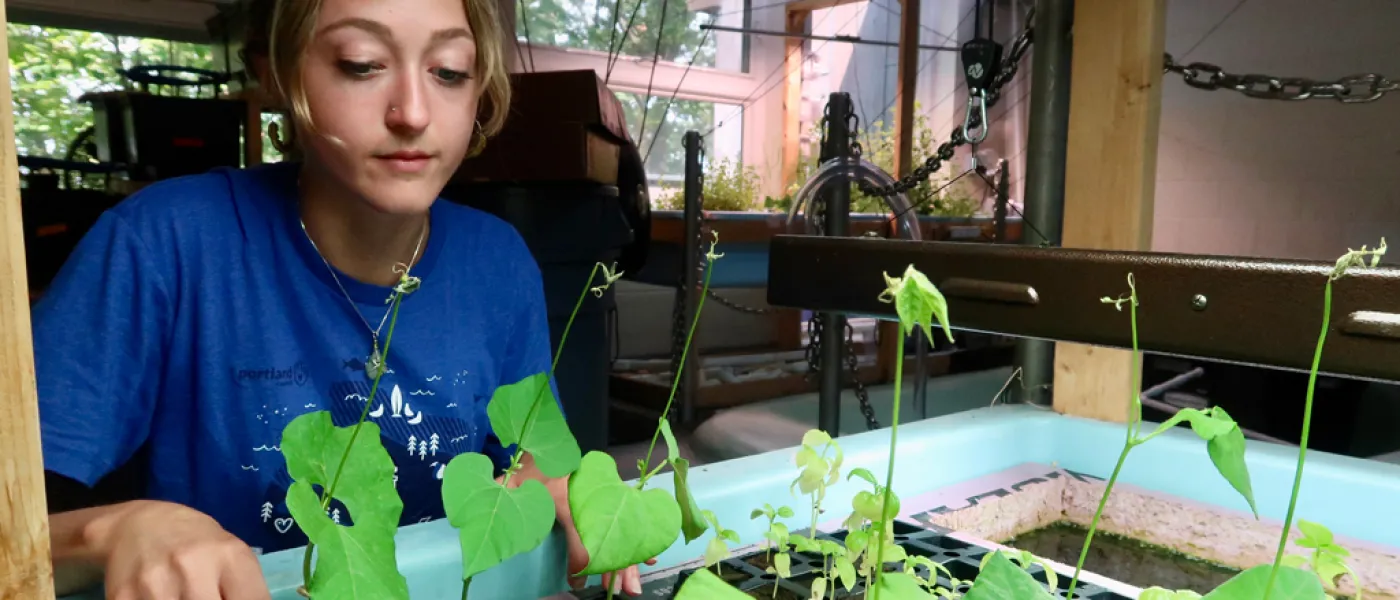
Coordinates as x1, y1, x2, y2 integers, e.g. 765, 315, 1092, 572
516, 0, 748, 72
8, 23, 216, 160
612, 91, 743, 205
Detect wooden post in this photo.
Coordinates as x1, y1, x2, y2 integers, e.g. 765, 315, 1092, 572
780, 8, 808, 192
1053, 0, 1166, 422
0, 2, 57, 598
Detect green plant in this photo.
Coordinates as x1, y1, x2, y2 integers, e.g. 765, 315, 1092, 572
1261, 238, 1385, 598
277, 230, 726, 600
566, 231, 728, 597
282, 266, 423, 599
438, 261, 621, 597
657, 156, 763, 212
1280, 520, 1363, 598
701, 509, 741, 574
1060, 271, 1260, 598
686, 241, 1383, 599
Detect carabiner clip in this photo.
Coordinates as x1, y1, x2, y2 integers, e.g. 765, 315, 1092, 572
962, 92, 989, 144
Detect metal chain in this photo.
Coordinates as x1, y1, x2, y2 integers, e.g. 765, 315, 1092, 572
803, 311, 882, 431
1163, 54, 1398, 103
706, 289, 773, 315
844, 319, 880, 431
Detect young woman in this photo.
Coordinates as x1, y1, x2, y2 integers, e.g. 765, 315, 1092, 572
36, 0, 649, 597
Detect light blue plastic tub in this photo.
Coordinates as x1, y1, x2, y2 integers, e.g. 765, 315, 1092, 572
60, 404, 1400, 599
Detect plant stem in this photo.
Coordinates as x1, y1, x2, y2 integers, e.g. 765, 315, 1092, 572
1065, 441, 1130, 599
302, 291, 406, 588
1067, 279, 1141, 599
501, 263, 603, 489
638, 256, 715, 486
461, 577, 472, 600
1263, 282, 1332, 600
870, 333, 905, 600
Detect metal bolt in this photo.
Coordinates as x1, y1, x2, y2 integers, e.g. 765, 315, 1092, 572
1191, 294, 1208, 311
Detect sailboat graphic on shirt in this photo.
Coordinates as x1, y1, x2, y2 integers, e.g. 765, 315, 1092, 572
366, 385, 422, 424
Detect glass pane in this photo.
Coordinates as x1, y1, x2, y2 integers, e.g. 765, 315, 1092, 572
610, 90, 744, 208
517, 0, 748, 71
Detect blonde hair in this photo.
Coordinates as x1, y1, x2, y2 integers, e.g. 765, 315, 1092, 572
244, 0, 511, 152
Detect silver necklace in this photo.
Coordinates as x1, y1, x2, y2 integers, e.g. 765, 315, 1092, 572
300, 216, 427, 380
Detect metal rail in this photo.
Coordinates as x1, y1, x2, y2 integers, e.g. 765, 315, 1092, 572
766, 236, 1400, 383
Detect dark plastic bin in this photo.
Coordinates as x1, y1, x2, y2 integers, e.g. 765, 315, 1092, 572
442, 181, 633, 454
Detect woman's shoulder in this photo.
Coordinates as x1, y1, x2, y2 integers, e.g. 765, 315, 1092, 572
432, 199, 539, 273
101, 163, 290, 239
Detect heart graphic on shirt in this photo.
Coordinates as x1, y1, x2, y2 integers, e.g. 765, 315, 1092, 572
274, 517, 295, 534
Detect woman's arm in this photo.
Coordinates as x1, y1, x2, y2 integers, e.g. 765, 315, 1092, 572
49, 503, 126, 596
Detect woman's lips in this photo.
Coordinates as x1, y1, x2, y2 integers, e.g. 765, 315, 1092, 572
375, 151, 433, 174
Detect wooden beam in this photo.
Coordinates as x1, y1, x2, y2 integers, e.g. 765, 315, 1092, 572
1053, 0, 1167, 423
0, 1, 56, 597
780, 8, 808, 192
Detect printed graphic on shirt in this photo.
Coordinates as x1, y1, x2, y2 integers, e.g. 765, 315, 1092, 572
249, 366, 492, 551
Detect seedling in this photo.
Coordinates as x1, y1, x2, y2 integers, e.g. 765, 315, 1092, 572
1280, 520, 1364, 598
566, 231, 728, 598
1261, 238, 1385, 599
1063, 272, 1261, 598
438, 258, 615, 597
283, 265, 423, 599
752, 503, 795, 597
701, 509, 741, 574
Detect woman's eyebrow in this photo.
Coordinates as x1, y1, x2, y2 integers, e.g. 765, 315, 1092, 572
318, 18, 474, 47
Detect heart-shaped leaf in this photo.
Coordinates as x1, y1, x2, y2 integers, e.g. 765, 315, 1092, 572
1201, 565, 1326, 599
280, 412, 407, 599
487, 371, 581, 478
286, 482, 408, 600
568, 451, 681, 576
441, 452, 556, 579
962, 551, 1054, 600
1296, 520, 1333, 547
673, 567, 752, 599
884, 264, 954, 343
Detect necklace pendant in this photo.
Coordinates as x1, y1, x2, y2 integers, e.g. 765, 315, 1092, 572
366, 348, 386, 381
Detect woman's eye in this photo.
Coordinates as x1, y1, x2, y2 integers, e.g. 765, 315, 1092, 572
338, 60, 380, 77
433, 68, 472, 85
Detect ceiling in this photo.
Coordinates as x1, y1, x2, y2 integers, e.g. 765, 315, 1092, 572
7, 0, 238, 43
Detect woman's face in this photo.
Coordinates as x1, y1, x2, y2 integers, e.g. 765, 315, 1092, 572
300, 0, 479, 215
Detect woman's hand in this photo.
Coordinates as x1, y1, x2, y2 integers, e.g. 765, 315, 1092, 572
86, 500, 270, 600
564, 535, 657, 597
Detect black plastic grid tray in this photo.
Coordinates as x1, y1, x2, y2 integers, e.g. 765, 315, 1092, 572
571, 520, 1128, 599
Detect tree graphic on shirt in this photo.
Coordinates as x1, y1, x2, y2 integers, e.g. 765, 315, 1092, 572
407, 435, 418, 455
429, 433, 439, 456
261, 502, 273, 523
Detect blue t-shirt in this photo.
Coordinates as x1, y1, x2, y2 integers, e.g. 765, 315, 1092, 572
32, 161, 559, 555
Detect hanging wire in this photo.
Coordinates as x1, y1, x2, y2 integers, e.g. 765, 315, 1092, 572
516, 0, 538, 71
699, 0, 985, 139
643, 26, 715, 164
698, 8, 863, 138
605, 0, 650, 82
633, 0, 675, 144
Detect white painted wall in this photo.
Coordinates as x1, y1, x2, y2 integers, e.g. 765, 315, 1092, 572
1154, 0, 1400, 261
